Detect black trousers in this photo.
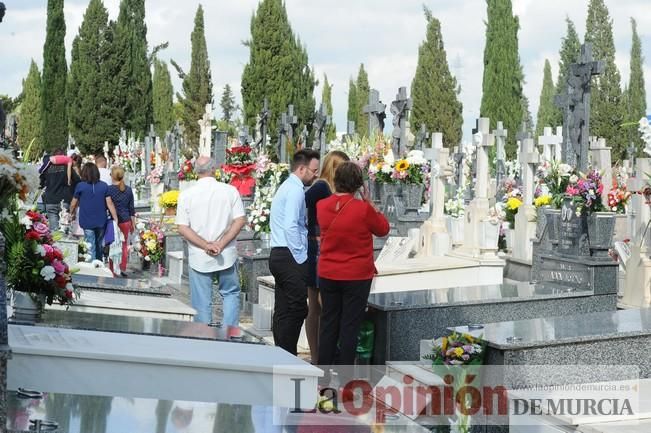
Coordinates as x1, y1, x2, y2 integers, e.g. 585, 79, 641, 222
318, 277, 372, 366
269, 247, 308, 356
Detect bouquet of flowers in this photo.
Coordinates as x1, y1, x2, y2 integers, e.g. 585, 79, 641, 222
249, 154, 289, 235
565, 169, 605, 215
222, 145, 256, 195
445, 191, 465, 218
0, 149, 40, 205
1, 203, 77, 306
78, 238, 92, 262
534, 194, 552, 207
146, 166, 163, 185
423, 332, 485, 366
159, 190, 180, 209
177, 159, 198, 181
364, 135, 396, 184
391, 150, 431, 185
135, 221, 165, 264
535, 160, 574, 208
607, 186, 630, 214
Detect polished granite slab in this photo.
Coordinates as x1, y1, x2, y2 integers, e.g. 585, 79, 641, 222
72, 274, 172, 297
368, 282, 593, 311
10, 309, 263, 344
6, 391, 429, 433
450, 308, 651, 350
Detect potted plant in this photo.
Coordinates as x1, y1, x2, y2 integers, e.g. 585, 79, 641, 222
159, 190, 180, 216
392, 150, 431, 209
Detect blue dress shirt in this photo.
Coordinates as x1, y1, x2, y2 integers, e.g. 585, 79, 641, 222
270, 173, 307, 263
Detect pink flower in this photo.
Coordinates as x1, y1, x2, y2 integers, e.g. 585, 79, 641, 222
51, 259, 66, 275
33, 222, 49, 236
566, 186, 580, 195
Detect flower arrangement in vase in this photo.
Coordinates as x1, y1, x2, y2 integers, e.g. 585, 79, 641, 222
248, 154, 289, 236
159, 190, 180, 216
222, 145, 256, 196
177, 159, 198, 181
135, 221, 165, 265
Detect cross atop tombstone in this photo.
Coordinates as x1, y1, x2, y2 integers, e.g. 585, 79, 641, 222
453, 145, 465, 194
256, 98, 270, 152
475, 118, 495, 200
627, 142, 638, 176
521, 137, 540, 207
286, 104, 298, 141
363, 89, 386, 137
390, 86, 413, 157
493, 121, 508, 200
278, 113, 288, 163
554, 43, 604, 171
414, 124, 429, 151
238, 126, 252, 147
424, 132, 450, 223
538, 127, 557, 162
313, 102, 331, 161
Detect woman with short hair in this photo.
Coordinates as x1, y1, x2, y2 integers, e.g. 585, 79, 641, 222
69, 162, 118, 261
316, 162, 390, 366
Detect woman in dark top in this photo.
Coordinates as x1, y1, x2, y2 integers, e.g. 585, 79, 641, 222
69, 163, 118, 261
304, 150, 349, 363
108, 166, 136, 277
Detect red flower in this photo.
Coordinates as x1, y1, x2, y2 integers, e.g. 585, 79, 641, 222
65, 289, 74, 299
25, 230, 41, 241
55, 274, 67, 288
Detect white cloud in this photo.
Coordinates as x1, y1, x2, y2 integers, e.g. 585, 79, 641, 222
1, 0, 650, 143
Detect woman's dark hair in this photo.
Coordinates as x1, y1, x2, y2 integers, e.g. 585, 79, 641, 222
334, 162, 364, 193
81, 162, 100, 184
72, 154, 82, 169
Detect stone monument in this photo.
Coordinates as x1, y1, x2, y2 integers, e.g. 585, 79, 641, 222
363, 89, 386, 137
313, 103, 330, 162
493, 121, 508, 201
198, 104, 213, 157
512, 137, 540, 264
390, 87, 413, 157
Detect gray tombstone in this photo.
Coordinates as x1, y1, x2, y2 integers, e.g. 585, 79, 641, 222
238, 126, 252, 146
363, 89, 386, 137
144, 135, 153, 175
554, 43, 604, 171
256, 98, 270, 152
627, 142, 638, 176
390, 87, 413, 157
299, 125, 309, 150
212, 130, 228, 166
493, 121, 508, 200
414, 124, 429, 151
344, 120, 356, 141
278, 113, 288, 163
286, 105, 298, 145
313, 102, 331, 161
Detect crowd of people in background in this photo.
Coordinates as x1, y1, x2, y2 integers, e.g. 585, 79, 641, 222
36, 145, 389, 369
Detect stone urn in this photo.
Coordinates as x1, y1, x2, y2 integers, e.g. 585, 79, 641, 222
402, 183, 425, 209
587, 212, 615, 258
164, 207, 177, 217
380, 183, 400, 203
11, 291, 42, 323
446, 216, 464, 246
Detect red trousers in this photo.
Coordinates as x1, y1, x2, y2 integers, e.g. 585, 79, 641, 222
109, 221, 132, 273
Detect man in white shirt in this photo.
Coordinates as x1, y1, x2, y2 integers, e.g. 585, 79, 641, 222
176, 156, 247, 325
95, 154, 112, 185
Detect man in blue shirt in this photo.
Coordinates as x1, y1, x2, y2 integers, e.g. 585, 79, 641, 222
269, 149, 320, 356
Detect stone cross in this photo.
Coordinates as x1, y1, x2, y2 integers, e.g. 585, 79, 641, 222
345, 120, 356, 141
554, 43, 604, 171
278, 113, 288, 164
363, 89, 386, 137
256, 98, 270, 151
144, 133, 152, 175
164, 131, 174, 172
452, 145, 465, 195
538, 126, 558, 162
414, 124, 429, 151
520, 137, 540, 207
313, 102, 331, 162
590, 137, 612, 208
627, 142, 638, 176
493, 121, 508, 200
286, 104, 298, 144
427, 133, 449, 220
515, 120, 530, 166
390, 86, 413, 157
238, 126, 252, 147
198, 104, 212, 157
475, 118, 495, 200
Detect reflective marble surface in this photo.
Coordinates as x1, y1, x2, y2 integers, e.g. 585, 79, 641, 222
6, 391, 429, 433
367, 282, 593, 311
11, 310, 264, 345
72, 274, 171, 296
451, 308, 651, 349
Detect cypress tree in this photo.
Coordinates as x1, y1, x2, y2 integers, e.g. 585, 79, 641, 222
479, 0, 524, 157
347, 78, 357, 123
410, 7, 462, 148
585, 0, 626, 160
41, 0, 68, 151
321, 74, 336, 142
355, 64, 370, 137
152, 58, 175, 139
627, 18, 646, 131
554, 17, 581, 126
535, 59, 557, 136
114, 0, 152, 139
220, 84, 236, 122
241, 0, 316, 145
67, 0, 114, 155
18, 61, 43, 159
175, 4, 212, 149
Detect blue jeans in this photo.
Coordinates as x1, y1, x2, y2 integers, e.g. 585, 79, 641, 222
84, 227, 105, 261
188, 263, 240, 326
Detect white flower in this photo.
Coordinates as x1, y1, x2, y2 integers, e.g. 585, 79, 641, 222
40, 266, 56, 281
559, 164, 573, 177
136, 222, 145, 230
384, 149, 395, 165
254, 224, 261, 232
368, 164, 379, 174
381, 163, 393, 174
144, 255, 151, 261
21, 215, 33, 228
569, 174, 579, 184
259, 215, 267, 222
35, 245, 46, 257
406, 150, 426, 165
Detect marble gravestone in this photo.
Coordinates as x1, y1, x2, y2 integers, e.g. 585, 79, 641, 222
590, 137, 613, 209
493, 121, 508, 201
512, 137, 539, 265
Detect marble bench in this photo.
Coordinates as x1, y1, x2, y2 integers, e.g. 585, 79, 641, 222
370, 282, 617, 364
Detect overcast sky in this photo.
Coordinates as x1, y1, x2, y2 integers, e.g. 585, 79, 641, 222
1, 0, 650, 142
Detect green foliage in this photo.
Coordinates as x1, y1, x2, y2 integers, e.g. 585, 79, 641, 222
535, 59, 557, 136
42, 0, 68, 151
18, 61, 43, 159
347, 78, 357, 123
410, 7, 463, 148
355, 64, 370, 137
220, 84, 236, 122
554, 17, 581, 126
175, 4, 213, 149
241, 0, 316, 145
480, 0, 524, 158
321, 74, 336, 142
585, 0, 626, 160
114, 0, 153, 140
67, 0, 118, 155
152, 58, 175, 139
626, 17, 647, 153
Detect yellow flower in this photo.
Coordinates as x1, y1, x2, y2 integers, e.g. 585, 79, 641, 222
534, 195, 552, 207
395, 159, 410, 172
159, 190, 180, 208
441, 337, 448, 353
506, 197, 523, 211
454, 347, 464, 357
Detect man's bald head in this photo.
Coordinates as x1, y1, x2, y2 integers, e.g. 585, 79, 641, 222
195, 156, 217, 177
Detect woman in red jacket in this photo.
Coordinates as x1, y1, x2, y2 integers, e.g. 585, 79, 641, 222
316, 162, 390, 366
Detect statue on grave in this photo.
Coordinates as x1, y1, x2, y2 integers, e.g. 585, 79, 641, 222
390, 100, 408, 156
567, 67, 591, 162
